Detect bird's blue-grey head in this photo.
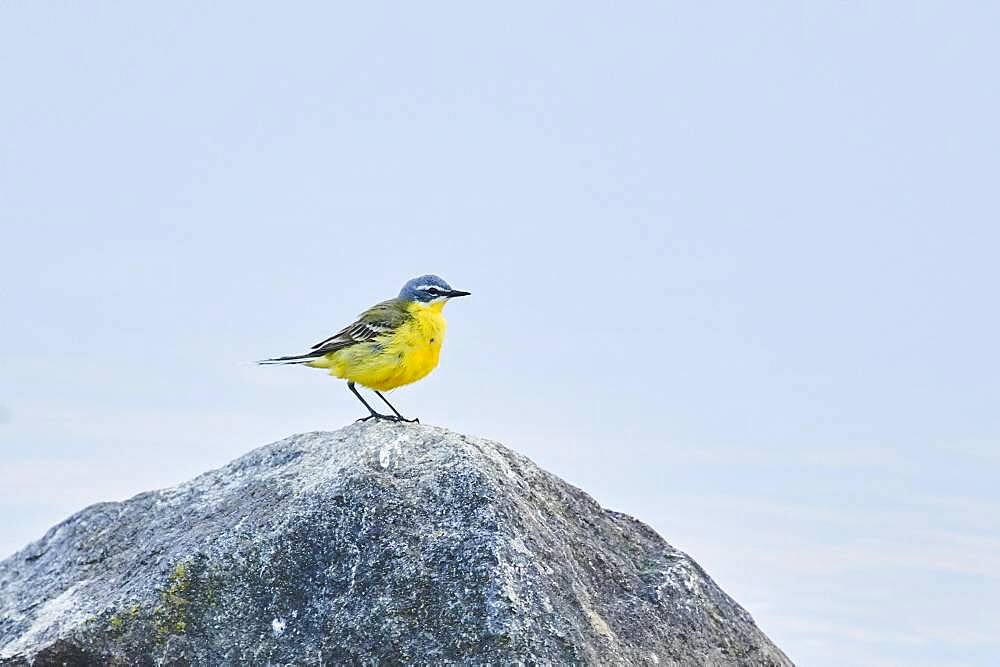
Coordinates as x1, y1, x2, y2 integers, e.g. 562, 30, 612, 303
399, 274, 471, 303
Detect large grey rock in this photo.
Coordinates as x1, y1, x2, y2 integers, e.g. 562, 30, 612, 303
0, 423, 791, 665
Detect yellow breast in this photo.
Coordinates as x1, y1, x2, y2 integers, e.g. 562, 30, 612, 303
317, 301, 447, 391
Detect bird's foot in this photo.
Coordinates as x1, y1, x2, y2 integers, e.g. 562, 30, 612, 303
356, 413, 419, 424
356, 412, 394, 422
358, 415, 420, 424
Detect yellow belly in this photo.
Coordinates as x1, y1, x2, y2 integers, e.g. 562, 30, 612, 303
307, 302, 446, 392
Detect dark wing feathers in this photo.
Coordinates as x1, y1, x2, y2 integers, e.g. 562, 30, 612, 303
259, 299, 410, 364
309, 298, 410, 355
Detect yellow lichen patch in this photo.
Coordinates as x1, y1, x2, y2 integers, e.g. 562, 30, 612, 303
108, 615, 125, 633
154, 561, 193, 641
108, 602, 143, 635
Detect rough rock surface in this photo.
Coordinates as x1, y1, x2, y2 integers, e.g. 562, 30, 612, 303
0, 423, 791, 665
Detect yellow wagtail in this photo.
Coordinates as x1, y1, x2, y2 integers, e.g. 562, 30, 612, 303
260, 275, 470, 422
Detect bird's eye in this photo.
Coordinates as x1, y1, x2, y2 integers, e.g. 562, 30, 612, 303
427, 288, 441, 295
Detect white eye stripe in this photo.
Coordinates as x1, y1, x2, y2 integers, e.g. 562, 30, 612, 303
415, 284, 446, 292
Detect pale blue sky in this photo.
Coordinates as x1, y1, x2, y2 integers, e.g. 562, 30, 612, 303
2, 3, 998, 665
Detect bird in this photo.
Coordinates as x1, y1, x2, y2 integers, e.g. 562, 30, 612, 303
259, 274, 470, 422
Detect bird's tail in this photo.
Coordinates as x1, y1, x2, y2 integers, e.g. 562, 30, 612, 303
257, 352, 323, 365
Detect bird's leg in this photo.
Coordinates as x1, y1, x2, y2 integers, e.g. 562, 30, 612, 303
348, 381, 394, 422
374, 391, 419, 423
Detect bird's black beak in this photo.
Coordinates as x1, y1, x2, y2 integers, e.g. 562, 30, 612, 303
444, 289, 471, 298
